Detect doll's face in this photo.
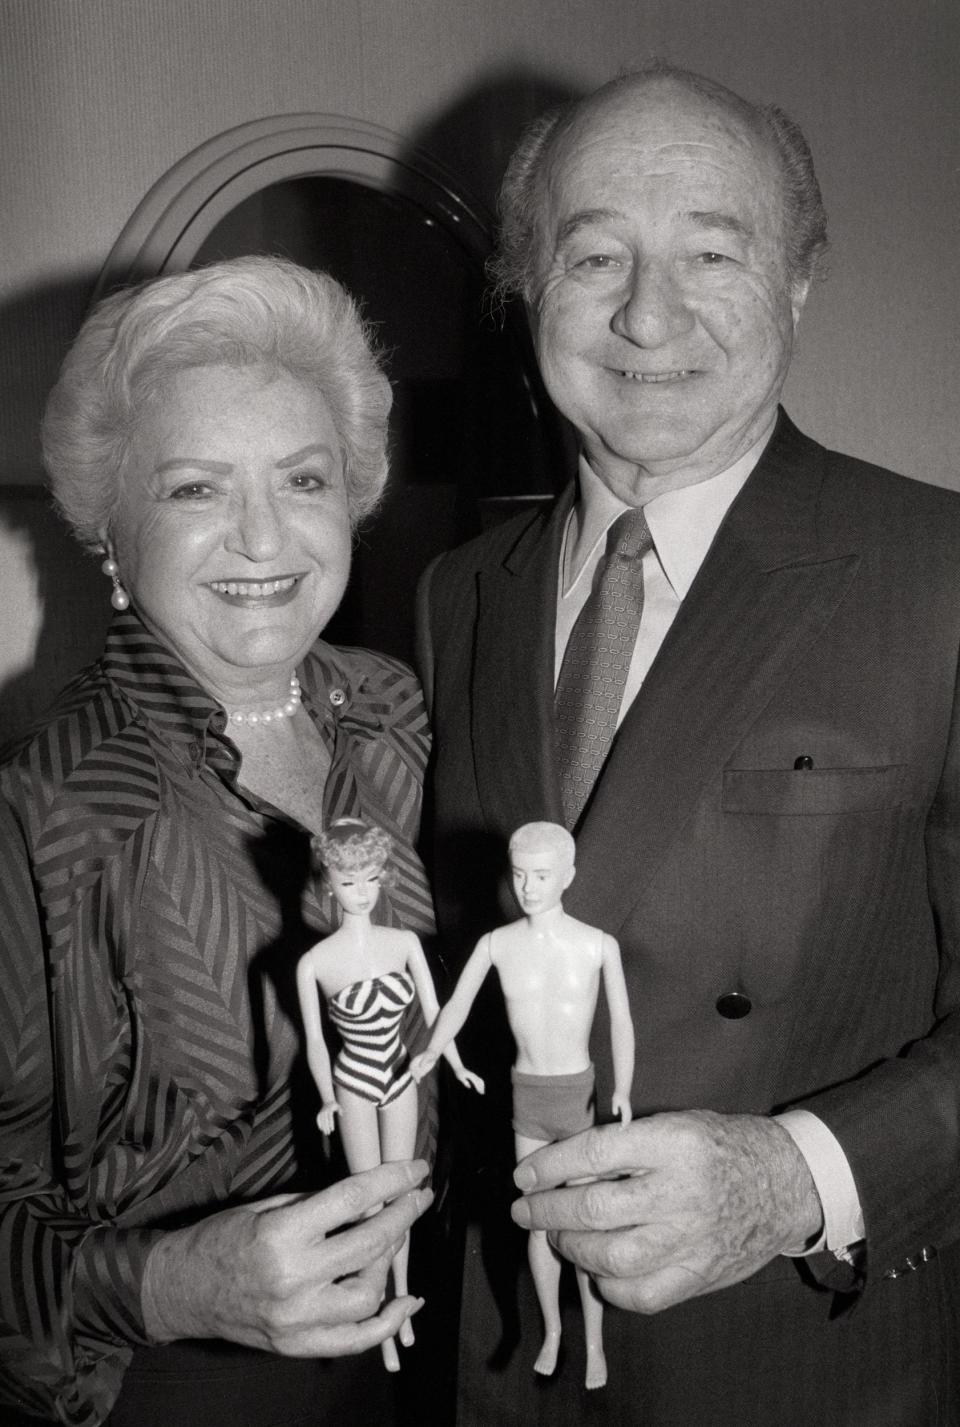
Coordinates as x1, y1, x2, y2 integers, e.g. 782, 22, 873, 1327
510, 844, 575, 916
326, 861, 384, 916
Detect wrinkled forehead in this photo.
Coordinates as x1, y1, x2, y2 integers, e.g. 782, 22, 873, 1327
542, 77, 787, 235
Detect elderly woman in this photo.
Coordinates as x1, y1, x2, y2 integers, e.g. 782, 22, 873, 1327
0, 257, 438, 1427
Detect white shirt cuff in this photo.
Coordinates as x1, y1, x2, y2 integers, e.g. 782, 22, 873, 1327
774, 1108, 865, 1255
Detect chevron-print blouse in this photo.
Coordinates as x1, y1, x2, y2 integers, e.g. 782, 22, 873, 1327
0, 610, 435, 1426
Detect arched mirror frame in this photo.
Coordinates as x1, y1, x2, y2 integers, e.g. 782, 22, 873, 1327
95, 114, 496, 292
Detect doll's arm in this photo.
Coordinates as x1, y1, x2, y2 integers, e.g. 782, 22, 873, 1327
409, 934, 493, 1088
406, 934, 485, 1092
601, 934, 635, 1124
296, 950, 341, 1133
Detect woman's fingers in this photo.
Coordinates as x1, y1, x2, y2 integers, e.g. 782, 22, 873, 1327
284, 1293, 425, 1358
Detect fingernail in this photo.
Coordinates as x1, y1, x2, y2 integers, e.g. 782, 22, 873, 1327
514, 1164, 535, 1191
511, 1198, 531, 1227
415, 1187, 434, 1211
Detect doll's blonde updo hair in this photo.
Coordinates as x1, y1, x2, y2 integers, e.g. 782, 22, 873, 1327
313, 817, 399, 888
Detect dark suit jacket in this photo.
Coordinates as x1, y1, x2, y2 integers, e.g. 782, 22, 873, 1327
417, 413, 960, 1425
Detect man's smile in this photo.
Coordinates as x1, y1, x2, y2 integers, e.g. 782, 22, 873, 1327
616, 369, 696, 382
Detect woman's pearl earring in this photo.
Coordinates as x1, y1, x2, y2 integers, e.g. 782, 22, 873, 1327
101, 557, 130, 611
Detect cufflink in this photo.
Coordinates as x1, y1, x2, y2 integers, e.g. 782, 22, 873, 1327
884, 1245, 937, 1279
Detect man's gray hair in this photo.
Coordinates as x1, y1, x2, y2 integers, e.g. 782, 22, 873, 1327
488, 61, 828, 307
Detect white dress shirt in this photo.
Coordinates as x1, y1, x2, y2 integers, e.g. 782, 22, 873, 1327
554, 427, 864, 1255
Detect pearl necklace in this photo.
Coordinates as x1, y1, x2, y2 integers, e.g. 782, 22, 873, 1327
226, 675, 302, 728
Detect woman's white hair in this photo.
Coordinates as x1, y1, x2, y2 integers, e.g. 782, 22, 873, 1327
42, 255, 393, 548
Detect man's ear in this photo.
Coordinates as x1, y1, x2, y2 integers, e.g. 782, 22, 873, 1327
563, 863, 576, 891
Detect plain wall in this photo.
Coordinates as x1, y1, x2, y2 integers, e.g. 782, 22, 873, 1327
0, 0, 957, 732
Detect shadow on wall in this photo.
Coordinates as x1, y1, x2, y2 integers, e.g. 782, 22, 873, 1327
402, 65, 579, 216
0, 66, 582, 747
326, 67, 580, 663
0, 485, 109, 746
0, 270, 109, 746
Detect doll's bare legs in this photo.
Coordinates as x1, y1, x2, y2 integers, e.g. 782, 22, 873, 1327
516, 1132, 563, 1376
515, 1132, 606, 1388
379, 1084, 420, 1349
576, 1266, 607, 1389
337, 1083, 417, 1370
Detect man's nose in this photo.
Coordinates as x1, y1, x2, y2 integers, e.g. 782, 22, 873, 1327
225, 490, 284, 561
611, 260, 693, 346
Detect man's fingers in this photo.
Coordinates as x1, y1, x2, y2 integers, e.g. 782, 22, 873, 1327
531, 1224, 657, 1280
511, 1174, 649, 1233
593, 1264, 710, 1315
514, 1122, 651, 1192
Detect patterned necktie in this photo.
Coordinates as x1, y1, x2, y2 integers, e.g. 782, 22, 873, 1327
555, 507, 653, 827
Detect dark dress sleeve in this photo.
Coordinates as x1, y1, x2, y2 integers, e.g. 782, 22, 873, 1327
0, 795, 161, 1426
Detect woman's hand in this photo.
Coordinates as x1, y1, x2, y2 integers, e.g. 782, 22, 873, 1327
453, 1067, 485, 1094
317, 1099, 341, 1135
142, 1160, 432, 1357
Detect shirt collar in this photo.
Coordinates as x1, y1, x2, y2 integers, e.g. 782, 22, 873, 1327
101, 608, 345, 776
565, 418, 776, 599
101, 608, 223, 760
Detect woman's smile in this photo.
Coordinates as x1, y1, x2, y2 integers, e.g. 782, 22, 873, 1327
207, 573, 304, 605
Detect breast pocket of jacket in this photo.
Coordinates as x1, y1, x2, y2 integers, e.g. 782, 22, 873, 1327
721, 764, 914, 816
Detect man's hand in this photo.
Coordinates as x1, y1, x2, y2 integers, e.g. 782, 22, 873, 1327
143, 1160, 432, 1356
511, 1111, 822, 1313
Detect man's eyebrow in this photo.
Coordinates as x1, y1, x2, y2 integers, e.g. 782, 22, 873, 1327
686, 210, 754, 238
555, 208, 754, 246
276, 443, 335, 469
556, 208, 623, 246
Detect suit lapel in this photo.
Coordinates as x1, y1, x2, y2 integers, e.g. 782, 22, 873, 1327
471, 491, 573, 830
567, 416, 862, 932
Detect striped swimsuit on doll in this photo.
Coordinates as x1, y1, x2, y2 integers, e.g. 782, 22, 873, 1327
327, 969, 416, 1106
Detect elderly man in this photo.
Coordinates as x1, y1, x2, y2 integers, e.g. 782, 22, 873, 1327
417, 62, 960, 1425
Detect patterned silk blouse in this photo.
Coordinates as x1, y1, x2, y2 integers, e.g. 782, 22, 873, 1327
0, 611, 435, 1425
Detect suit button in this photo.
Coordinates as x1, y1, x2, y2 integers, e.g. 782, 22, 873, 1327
716, 992, 752, 1019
